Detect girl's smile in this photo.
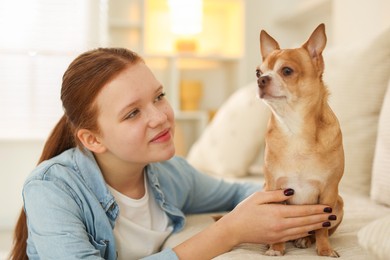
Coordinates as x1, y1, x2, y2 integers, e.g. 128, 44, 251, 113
150, 128, 172, 143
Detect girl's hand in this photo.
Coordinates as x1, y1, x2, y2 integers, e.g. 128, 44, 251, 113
220, 189, 336, 245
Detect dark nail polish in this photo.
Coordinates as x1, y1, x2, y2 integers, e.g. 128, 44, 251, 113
322, 222, 331, 227
328, 215, 337, 221
323, 207, 333, 213
308, 230, 315, 235
284, 188, 294, 196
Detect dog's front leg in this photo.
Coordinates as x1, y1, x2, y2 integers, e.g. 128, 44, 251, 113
263, 175, 286, 256
316, 188, 341, 257
315, 228, 339, 257
265, 242, 285, 256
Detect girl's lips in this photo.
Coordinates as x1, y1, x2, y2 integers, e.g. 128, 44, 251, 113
150, 129, 171, 143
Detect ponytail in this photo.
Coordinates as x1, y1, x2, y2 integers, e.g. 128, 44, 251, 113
9, 115, 76, 260
9, 209, 28, 260
38, 115, 76, 163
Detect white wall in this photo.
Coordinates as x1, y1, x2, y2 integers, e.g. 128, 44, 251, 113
0, 140, 44, 230
332, 0, 390, 46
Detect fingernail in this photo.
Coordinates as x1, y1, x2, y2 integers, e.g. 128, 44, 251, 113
308, 230, 315, 235
322, 222, 331, 227
323, 207, 332, 213
284, 188, 294, 196
328, 215, 337, 221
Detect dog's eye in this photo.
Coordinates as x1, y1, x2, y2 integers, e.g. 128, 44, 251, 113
282, 67, 294, 76
256, 69, 262, 78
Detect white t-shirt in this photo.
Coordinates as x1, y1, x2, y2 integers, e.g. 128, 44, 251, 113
108, 175, 173, 259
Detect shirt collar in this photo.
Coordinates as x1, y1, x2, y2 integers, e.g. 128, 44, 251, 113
73, 147, 118, 220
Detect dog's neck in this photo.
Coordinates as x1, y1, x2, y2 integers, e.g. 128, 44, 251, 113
267, 86, 334, 137
269, 106, 303, 135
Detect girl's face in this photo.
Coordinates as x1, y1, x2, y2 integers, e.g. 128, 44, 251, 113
95, 62, 175, 166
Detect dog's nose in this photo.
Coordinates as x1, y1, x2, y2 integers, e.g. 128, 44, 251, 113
258, 75, 270, 89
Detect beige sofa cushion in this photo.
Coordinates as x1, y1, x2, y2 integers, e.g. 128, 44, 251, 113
187, 82, 270, 177
323, 27, 390, 195
358, 215, 390, 260
370, 80, 390, 206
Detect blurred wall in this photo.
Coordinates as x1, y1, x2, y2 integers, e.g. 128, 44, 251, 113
0, 140, 44, 230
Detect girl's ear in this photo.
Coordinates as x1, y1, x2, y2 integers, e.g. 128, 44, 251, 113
77, 129, 107, 154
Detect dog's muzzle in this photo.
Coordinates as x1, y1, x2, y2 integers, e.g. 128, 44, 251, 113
258, 75, 271, 89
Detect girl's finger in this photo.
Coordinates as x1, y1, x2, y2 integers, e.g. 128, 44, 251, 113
249, 189, 295, 205
281, 213, 335, 230
279, 204, 332, 218
282, 221, 329, 239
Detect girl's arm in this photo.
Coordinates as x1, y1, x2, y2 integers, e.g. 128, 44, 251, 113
173, 189, 335, 259
23, 178, 107, 259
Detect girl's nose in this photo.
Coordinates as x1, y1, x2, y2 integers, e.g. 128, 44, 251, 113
147, 106, 167, 128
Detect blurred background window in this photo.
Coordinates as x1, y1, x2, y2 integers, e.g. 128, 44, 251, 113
0, 0, 97, 139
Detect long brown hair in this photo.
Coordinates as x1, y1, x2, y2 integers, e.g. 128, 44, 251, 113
9, 48, 143, 259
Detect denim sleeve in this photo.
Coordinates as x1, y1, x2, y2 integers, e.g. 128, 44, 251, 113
23, 178, 107, 259
141, 248, 179, 260
173, 157, 263, 213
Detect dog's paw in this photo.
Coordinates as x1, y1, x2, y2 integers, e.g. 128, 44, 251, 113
294, 237, 312, 248
317, 248, 340, 258
265, 249, 284, 256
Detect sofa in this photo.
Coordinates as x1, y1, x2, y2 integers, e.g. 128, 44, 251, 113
163, 27, 390, 259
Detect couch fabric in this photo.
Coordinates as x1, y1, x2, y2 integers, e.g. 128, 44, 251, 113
370, 80, 390, 207
177, 27, 390, 259
187, 83, 270, 177
356, 79, 390, 260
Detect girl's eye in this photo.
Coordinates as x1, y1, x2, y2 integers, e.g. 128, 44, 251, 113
124, 109, 139, 120
281, 67, 294, 76
155, 92, 166, 102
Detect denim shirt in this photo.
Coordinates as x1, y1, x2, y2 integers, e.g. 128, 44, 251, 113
23, 148, 260, 259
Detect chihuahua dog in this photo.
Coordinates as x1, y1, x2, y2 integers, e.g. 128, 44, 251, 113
256, 24, 344, 257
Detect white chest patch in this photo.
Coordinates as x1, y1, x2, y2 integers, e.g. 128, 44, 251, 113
277, 176, 320, 205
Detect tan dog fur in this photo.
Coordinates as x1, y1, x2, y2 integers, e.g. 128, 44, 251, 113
257, 24, 344, 257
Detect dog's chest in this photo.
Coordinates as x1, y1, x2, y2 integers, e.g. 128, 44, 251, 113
266, 138, 329, 205
276, 175, 322, 205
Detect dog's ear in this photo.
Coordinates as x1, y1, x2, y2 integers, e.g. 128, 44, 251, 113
302, 23, 327, 75
260, 30, 280, 61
